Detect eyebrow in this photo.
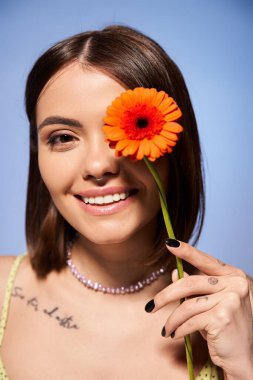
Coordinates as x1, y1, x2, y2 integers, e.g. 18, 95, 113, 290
38, 116, 83, 130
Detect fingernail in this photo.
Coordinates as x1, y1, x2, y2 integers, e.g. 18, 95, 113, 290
170, 330, 175, 338
161, 326, 166, 337
145, 299, 155, 313
165, 238, 180, 248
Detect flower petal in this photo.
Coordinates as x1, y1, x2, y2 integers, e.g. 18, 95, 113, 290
149, 141, 163, 160
122, 140, 139, 156
142, 139, 151, 157
152, 90, 166, 108
163, 122, 183, 133
152, 135, 169, 151
160, 129, 179, 141
104, 116, 122, 126
158, 97, 174, 113
142, 88, 157, 106
136, 143, 145, 160
115, 139, 132, 151
164, 108, 182, 121
102, 87, 183, 161
120, 91, 137, 108
165, 139, 177, 147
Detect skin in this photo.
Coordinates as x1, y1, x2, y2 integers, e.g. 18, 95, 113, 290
0, 62, 252, 379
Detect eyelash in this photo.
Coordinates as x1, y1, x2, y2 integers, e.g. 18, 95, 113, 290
47, 133, 76, 147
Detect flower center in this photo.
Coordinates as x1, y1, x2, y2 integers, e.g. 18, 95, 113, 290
136, 117, 149, 129
122, 104, 165, 140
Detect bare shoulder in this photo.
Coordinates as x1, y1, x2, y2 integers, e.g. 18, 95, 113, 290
0, 256, 17, 311
0, 255, 18, 283
0, 255, 31, 314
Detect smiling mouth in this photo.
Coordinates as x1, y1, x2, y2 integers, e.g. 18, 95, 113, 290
75, 189, 138, 206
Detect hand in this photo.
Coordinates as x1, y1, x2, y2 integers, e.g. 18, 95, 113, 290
146, 240, 253, 379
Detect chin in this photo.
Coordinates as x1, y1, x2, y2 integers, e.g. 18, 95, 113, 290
76, 218, 149, 246
81, 228, 136, 246
89, 236, 129, 245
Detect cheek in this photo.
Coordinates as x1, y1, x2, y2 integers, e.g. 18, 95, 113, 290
132, 156, 169, 195
38, 149, 79, 195
155, 155, 170, 193
130, 156, 169, 215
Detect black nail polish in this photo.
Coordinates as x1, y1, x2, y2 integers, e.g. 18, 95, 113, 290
165, 238, 180, 248
161, 326, 166, 337
145, 299, 155, 313
170, 330, 175, 338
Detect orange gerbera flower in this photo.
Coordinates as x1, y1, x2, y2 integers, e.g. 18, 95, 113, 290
103, 87, 194, 376
103, 87, 183, 161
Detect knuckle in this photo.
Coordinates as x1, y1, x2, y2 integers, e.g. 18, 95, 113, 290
236, 276, 249, 297
233, 268, 247, 279
225, 292, 241, 309
215, 308, 231, 326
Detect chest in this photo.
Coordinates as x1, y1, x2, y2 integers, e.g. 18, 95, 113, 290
1, 286, 208, 380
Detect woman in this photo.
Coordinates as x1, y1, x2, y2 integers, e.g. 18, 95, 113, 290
0, 25, 252, 380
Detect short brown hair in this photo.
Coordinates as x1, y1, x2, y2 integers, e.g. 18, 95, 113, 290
25, 24, 205, 277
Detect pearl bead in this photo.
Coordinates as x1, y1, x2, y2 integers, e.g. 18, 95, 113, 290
66, 242, 167, 295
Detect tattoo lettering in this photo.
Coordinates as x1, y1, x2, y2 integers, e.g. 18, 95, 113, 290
208, 277, 218, 285
27, 297, 39, 311
44, 307, 79, 329
11, 284, 79, 330
56, 315, 79, 330
43, 306, 59, 318
12, 286, 25, 299
196, 296, 208, 302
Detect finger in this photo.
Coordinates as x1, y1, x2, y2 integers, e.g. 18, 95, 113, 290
162, 291, 224, 337
166, 295, 241, 340
164, 309, 210, 340
165, 240, 242, 277
148, 275, 227, 313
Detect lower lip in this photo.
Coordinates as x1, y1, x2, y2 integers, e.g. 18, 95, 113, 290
75, 195, 136, 216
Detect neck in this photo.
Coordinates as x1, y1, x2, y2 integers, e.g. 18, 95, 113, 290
70, 221, 170, 289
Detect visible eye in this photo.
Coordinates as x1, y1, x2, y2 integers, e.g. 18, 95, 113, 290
47, 133, 78, 151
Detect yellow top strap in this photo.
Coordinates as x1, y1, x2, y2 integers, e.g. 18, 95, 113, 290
196, 357, 220, 379
0, 255, 25, 347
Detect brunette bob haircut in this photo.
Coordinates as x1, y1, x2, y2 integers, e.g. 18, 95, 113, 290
25, 24, 205, 278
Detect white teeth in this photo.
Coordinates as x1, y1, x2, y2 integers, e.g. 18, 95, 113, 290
95, 196, 104, 205
112, 193, 120, 202
82, 192, 130, 205
120, 193, 126, 200
104, 195, 114, 204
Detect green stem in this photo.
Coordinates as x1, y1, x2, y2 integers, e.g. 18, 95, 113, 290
144, 157, 195, 380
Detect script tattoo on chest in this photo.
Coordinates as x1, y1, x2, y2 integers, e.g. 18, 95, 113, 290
11, 286, 79, 330
12, 286, 25, 299
27, 296, 39, 311
43, 306, 79, 329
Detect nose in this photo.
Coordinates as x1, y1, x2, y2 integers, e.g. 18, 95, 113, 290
82, 133, 120, 184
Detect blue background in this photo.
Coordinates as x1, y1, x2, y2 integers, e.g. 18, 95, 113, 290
0, 0, 252, 273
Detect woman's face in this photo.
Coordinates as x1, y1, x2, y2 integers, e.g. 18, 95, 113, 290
37, 63, 169, 245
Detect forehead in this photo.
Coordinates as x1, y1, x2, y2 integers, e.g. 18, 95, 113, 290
36, 62, 126, 124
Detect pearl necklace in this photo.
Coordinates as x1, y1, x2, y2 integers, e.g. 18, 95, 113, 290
66, 243, 167, 295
